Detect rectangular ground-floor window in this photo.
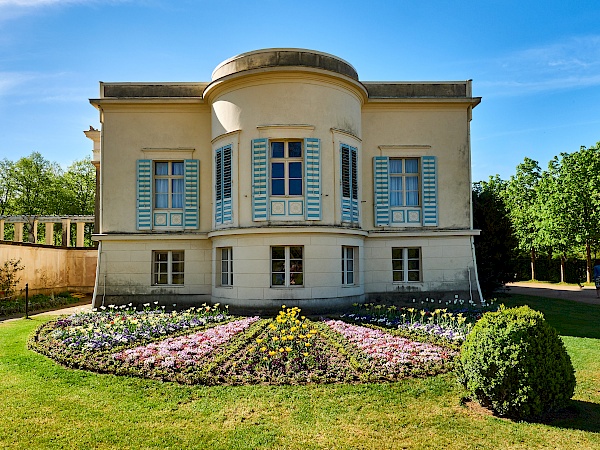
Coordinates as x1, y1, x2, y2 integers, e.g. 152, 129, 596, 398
392, 247, 421, 282
219, 247, 233, 286
271, 246, 303, 286
342, 246, 357, 285
153, 250, 184, 285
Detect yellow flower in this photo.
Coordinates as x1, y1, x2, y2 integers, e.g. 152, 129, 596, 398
301, 316, 306, 320
269, 351, 276, 356
303, 352, 309, 357
302, 324, 308, 329
285, 347, 292, 352
256, 338, 263, 344
287, 335, 294, 340
281, 304, 286, 309
263, 357, 268, 361
260, 346, 267, 352
272, 336, 279, 341
305, 343, 311, 347
279, 348, 285, 353
281, 336, 287, 342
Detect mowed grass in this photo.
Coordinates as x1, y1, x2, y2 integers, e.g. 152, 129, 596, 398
1, 297, 599, 450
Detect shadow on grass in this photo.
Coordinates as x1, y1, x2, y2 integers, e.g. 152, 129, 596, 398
538, 400, 600, 433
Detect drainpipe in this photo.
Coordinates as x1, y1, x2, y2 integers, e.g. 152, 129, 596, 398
470, 235, 484, 302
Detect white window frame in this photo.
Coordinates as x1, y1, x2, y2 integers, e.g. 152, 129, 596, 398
392, 247, 421, 282
218, 247, 233, 287
271, 245, 304, 287
389, 158, 420, 207
270, 140, 303, 197
342, 246, 357, 285
154, 161, 184, 210
152, 250, 184, 286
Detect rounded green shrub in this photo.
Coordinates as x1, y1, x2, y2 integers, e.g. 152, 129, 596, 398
458, 305, 575, 419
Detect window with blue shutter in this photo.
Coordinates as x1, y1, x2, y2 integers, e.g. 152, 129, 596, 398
215, 145, 233, 225
422, 155, 438, 226
136, 159, 152, 230
305, 138, 321, 220
341, 144, 359, 223
251, 138, 268, 221
373, 156, 390, 227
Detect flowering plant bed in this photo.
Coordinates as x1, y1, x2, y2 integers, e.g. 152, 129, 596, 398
29, 305, 457, 385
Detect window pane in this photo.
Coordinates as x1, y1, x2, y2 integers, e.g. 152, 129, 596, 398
290, 260, 303, 273
172, 251, 183, 262
389, 159, 403, 174
408, 271, 420, 282
155, 178, 168, 194
392, 248, 403, 260
288, 141, 302, 158
272, 260, 285, 272
406, 192, 419, 206
408, 248, 420, 259
222, 261, 229, 273
289, 179, 303, 195
221, 248, 229, 261
271, 142, 284, 158
393, 271, 404, 282
221, 273, 228, 285
157, 274, 168, 284
272, 179, 285, 196
389, 191, 402, 207
347, 272, 354, 284
290, 272, 303, 286
155, 162, 168, 175
172, 262, 184, 273
392, 260, 404, 271
405, 159, 419, 173
408, 260, 419, 271
271, 162, 284, 178
172, 162, 184, 175
272, 273, 285, 285
272, 247, 285, 259
290, 246, 303, 259
289, 162, 302, 179
172, 273, 184, 285
347, 260, 354, 272
172, 179, 184, 208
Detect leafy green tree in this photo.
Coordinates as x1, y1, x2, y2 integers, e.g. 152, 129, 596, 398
473, 176, 517, 296
555, 143, 600, 282
0, 159, 16, 216
10, 152, 63, 242
59, 157, 96, 215
504, 158, 543, 280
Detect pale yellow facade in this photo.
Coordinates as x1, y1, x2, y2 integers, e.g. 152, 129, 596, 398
90, 48, 482, 310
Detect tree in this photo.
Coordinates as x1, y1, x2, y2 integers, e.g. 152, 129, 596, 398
504, 158, 543, 280
473, 176, 517, 296
555, 143, 600, 283
0, 159, 15, 216
59, 157, 96, 215
10, 152, 63, 242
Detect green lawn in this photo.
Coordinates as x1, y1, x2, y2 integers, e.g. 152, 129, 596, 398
1, 296, 599, 450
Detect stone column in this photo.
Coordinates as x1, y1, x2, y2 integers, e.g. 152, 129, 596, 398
45, 222, 55, 245
61, 218, 71, 247
14, 222, 23, 242
76, 222, 85, 247
31, 220, 38, 243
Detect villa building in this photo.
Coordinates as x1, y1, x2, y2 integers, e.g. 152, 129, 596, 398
88, 48, 482, 310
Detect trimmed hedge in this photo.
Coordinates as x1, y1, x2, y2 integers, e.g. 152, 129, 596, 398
458, 305, 576, 420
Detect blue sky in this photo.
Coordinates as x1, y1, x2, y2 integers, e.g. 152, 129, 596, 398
1, 0, 599, 182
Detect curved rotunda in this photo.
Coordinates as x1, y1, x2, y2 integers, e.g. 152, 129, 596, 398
89, 48, 482, 311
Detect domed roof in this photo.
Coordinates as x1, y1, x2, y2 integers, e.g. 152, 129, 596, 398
211, 48, 359, 81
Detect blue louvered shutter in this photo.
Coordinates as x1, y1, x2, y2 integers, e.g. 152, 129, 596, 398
215, 146, 233, 225
341, 145, 359, 223
251, 138, 268, 221
305, 138, 321, 220
136, 159, 152, 230
184, 159, 199, 229
373, 156, 390, 226
422, 156, 438, 226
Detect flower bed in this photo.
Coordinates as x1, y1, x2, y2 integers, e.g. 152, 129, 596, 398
29, 304, 459, 385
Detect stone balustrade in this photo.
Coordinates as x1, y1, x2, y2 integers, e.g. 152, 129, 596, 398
0, 215, 95, 247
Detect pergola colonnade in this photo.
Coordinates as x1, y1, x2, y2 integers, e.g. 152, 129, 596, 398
0, 215, 95, 247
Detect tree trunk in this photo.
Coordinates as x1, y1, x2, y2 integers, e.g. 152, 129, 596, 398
560, 254, 566, 283
530, 247, 536, 281
586, 241, 592, 284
